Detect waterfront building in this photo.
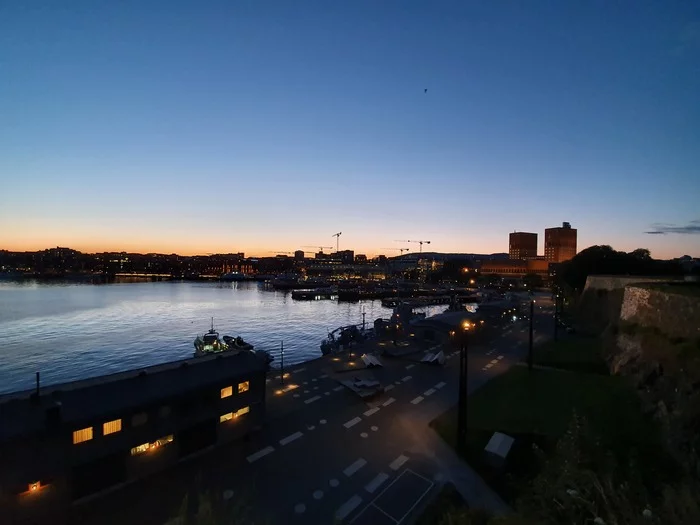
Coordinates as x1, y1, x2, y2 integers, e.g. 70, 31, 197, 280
544, 222, 577, 262
0, 351, 267, 523
508, 232, 538, 260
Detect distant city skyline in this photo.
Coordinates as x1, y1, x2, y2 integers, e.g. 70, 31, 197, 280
1, 1, 699, 259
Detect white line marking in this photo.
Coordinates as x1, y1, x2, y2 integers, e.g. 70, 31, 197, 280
294, 503, 306, 514
333, 386, 344, 392
424, 388, 436, 396
336, 495, 363, 520
490, 359, 499, 364
365, 472, 389, 494
384, 384, 395, 391
406, 364, 415, 369
344, 417, 362, 429
360, 432, 368, 438
329, 478, 339, 487
396, 471, 435, 523
389, 454, 409, 471
435, 381, 446, 389
485, 363, 494, 369
411, 396, 424, 404
382, 397, 396, 407
401, 375, 412, 382
305, 395, 321, 404
497, 355, 504, 360
247, 446, 274, 463
320, 419, 327, 424
313, 489, 324, 500
320, 374, 328, 378
363, 407, 380, 417
312, 378, 318, 382
279, 431, 303, 446
343, 458, 367, 477
324, 391, 331, 396
294, 367, 306, 373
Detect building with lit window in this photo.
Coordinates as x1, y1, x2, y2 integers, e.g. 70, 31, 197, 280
508, 232, 538, 260
0, 350, 267, 522
544, 222, 578, 262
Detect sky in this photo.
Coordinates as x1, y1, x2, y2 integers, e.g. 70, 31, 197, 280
1, 1, 699, 259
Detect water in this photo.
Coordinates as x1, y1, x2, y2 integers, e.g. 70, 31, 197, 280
0, 280, 445, 394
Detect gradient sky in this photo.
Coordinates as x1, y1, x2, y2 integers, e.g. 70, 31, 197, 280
1, 1, 699, 258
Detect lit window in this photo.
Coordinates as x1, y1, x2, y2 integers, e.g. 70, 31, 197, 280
236, 406, 250, 417
130, 435, 173, 456
132, 412, 148, 426
238, 381, 249, 393
103, 419, 122, 435
220, 412, 233, 423
221, 386, 233, 398
73, 427, 93, 444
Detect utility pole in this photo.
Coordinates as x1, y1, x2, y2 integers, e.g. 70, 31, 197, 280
528, 300, 534, 372
457, 333, 469, 456
280, 341, 284, 385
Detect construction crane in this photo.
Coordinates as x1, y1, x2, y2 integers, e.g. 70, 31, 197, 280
381, 247, 410, 255
332, 232, 342, 252
271, 250, 317, 255
301, 245, 333, 253
395, 240, 432, 253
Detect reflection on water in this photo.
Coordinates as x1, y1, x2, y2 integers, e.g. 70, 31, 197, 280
0, 280, 445, 394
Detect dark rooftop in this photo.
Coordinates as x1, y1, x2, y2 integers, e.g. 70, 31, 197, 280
0, 350, 267, 441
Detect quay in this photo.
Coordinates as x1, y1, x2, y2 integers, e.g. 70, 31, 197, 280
3, 294, 555, 525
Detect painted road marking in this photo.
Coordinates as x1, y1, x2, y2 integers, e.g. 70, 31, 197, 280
279, 431, 303, 446
406, 364, 415, 369
294, 503, 306, 514
402, 375, 412, 382
305, 395, 321, 404
320, 374, 328, 379
389, 454, 409, 471
312, 378, 318, 382
365, 472, 390, 494
294, 367, 306, 373
343, 458, 367, 477
320, 419, 327, 424
410, 396, 424, 405
344, 417, 362, 429
313, 490, 324, 500
329, 478, 339, 488
497, 355, 504, 360
490, 359, 499, 364
247, 446, 274, 463
485, 363, 494, 369
371, 426, 378, 431
424, 388, 436, 396
333, 386, 344, 392
382, 397, 396, 407
360, 432, 368, 438
324, 391, 331, 396
336, 495, 363, 521
385, 384, 395, 392
364, 407, 380, 417
435, 381, 446, 389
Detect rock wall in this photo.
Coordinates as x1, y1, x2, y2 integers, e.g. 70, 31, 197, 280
621, 285, 700, 340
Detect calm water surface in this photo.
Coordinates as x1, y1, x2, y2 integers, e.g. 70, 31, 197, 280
0, 280, 444, 394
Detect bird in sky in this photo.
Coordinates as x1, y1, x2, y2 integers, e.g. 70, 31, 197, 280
424, 88, 427, 93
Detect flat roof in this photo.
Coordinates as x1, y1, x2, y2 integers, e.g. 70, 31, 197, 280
0, 350, 267, 441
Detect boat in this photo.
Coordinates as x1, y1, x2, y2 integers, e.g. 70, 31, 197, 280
193, 318, 255, 358
320, 324, 368, 355
220, 272, 247, 282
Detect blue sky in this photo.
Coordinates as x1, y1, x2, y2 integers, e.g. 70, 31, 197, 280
1, 0, 699, 258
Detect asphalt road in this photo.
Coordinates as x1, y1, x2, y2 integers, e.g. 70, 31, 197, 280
74, 295, 556, 525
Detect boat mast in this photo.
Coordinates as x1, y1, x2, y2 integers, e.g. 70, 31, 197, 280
211, 317, 214, 331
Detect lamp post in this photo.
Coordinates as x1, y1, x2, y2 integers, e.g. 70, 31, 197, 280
280, 340, 284, 385
457, 322, 469, 456
554, 294, 559, 341
527, 300, 534, 372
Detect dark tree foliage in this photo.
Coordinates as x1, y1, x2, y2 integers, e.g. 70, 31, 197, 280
556, 246, 684, 292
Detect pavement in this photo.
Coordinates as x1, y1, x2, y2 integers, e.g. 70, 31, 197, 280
71, 295, 556, 525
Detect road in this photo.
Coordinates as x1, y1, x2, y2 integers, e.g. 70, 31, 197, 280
74, 295, 556, 525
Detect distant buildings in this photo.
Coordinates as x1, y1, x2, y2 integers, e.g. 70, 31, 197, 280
545, 222, 577, 263
508, 232, 538, 260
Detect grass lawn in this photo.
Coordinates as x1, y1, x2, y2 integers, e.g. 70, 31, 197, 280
431, 365, 669, 503
531, 337, 608, 374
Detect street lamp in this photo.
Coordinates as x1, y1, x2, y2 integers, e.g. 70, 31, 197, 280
457, 322, 469, 456
527, 300, 534, 372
